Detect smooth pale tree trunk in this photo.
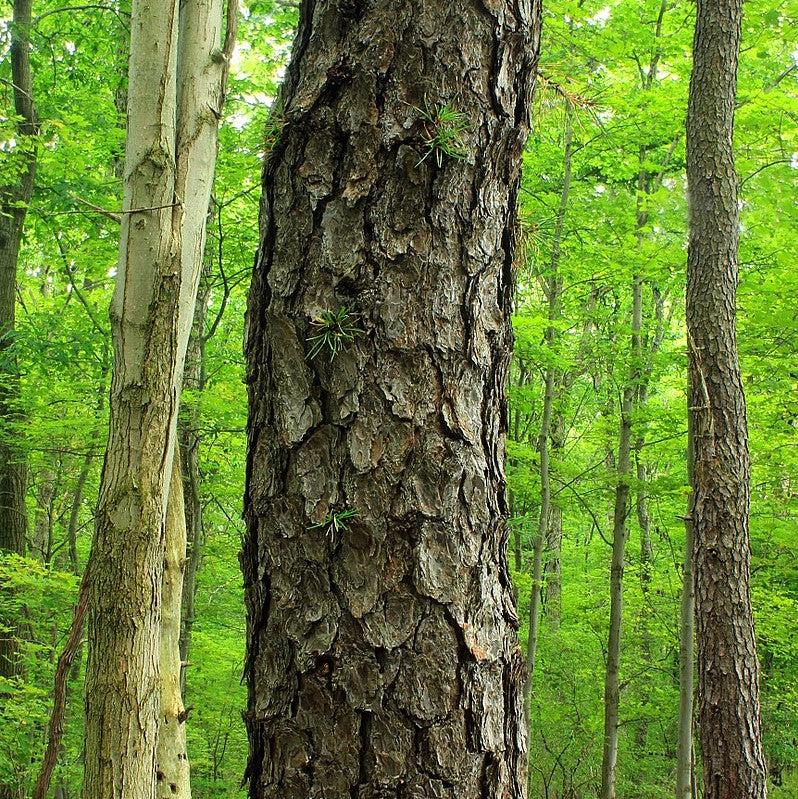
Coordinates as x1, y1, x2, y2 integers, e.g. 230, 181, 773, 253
686, 0, 768, 797
242, 1, 540, 796
157, 452, 191, 799
83, 1, 182, 793
600, 274, 643, 799
676, 417, 695, 799
83, 1, 235, 797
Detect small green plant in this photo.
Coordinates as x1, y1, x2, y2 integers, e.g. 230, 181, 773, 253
311, 508, 358, 539
306, 307, 363, 361
416, 101, 469, 167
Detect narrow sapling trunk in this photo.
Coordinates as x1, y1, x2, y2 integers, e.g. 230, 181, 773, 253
525, 106, 572, 708
686, 0, 768, 796
676, 418, 695, 799
242, 1, 541, 796
157, 452, 191, 799
600, 274, 643, 799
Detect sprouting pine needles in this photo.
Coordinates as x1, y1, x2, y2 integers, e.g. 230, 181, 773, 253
306, 307, 363, 361
310, 509, 358, 539
417, 102, 469, 167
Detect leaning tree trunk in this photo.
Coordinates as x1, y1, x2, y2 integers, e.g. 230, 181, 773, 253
83, 0, 235, 796
686, 0, 768, 797
242, 2, 540, 797
82, 2, 182, 793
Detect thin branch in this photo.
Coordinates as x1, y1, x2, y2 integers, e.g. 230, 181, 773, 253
33, 567, 91, 799
740, 159, 793, 187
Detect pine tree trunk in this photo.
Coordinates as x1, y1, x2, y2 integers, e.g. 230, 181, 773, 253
676, 418, 695, 799
686, 0, 768, 796
242, 2, 540, 797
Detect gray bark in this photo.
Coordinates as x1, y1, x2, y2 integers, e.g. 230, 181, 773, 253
686, 0, 768, 796
242, 2, 540, 797
157, 452, 191, 799
83, 1, 235, 796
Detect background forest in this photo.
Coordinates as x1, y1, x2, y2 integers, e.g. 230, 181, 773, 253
0, 0, 796, 797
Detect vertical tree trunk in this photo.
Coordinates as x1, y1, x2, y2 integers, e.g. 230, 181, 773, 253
686, 0, 768, 797
676, 417, 695, 799
0, 8, 37, 762
543, 421, 563, 627
600, 274, 643, 799
524, 363, 554, 722
157, 452, 191, 799
0, 0, 36, 562
31, 468, 57, 563
83, 2, 182, 793
525, 105, 572, 703
178, 270, 208, 697
83, 1, 235, 796
242, 2, 540, 797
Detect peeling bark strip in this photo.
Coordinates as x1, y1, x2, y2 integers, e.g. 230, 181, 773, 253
686, 0, 768, 797
243, 1, 540, 797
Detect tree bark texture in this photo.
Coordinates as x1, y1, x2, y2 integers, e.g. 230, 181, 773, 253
157, 452, 191, 799
686, 0, 768, 797
83, 1, 235, 796
676, 416, 695, 799
0, 0, 36, 558
178, 278, 208, 698
242, 2, 540, 797
0, 0, 37, 722
83, 2, 182, 793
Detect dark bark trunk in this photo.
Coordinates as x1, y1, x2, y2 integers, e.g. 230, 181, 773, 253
686, 0, 768, 796
600, 274, 643, 799
178, 272, 208, 697
242, 2, 540, 797
0, 0, 37, 716
0, 0, 37, 559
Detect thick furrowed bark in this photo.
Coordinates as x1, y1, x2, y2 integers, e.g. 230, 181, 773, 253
686, 0, 768, 796
242, 2, 540, 797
